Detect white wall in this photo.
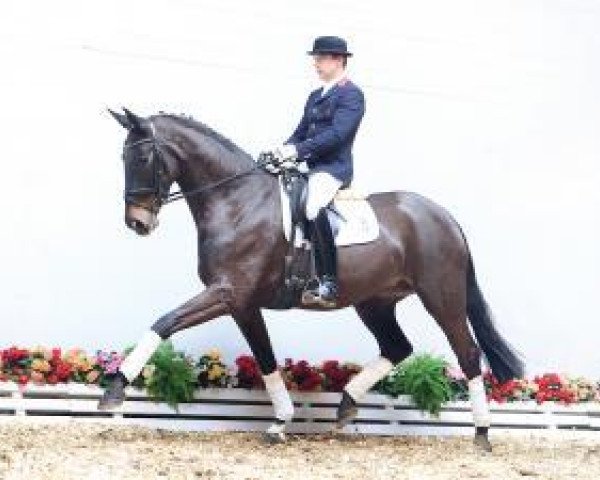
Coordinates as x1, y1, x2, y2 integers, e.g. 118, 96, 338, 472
2, 0, 599, 376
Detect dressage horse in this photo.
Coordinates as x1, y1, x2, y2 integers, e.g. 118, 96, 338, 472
101, 108, 523, 452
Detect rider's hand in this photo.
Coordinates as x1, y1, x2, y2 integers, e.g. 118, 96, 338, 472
257, 150, 280, 170
258, 144, 298, 174
296, 161, 309, 173
264, 162, 281, 174
274, 144, 298, 162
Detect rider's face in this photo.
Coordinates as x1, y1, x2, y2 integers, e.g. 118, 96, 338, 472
312, 54, 345, 82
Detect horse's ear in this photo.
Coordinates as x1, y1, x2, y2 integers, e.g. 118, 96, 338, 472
108, 108, 131, 129
122, 107, 145, 132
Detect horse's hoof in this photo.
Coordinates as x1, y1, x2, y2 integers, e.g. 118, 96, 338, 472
473, 433, 493, 453
262, 419, 288, 444
97, 374, 126, 411
336, 391, 358, 428
262, 430, 286, 444
97, 395, 124, 411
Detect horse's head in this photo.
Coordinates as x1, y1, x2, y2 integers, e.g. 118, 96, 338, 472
109, 108, 177, 236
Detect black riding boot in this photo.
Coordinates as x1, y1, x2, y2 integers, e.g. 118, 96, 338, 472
302, 207, 338, 307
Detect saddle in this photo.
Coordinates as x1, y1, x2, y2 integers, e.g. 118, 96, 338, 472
269, 168, 379, 309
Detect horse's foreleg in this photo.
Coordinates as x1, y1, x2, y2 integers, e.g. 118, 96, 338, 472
233, 310, 294, 444
97, 284, 233, 410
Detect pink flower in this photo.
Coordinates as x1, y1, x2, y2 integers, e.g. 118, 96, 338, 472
445, 366, 464, 381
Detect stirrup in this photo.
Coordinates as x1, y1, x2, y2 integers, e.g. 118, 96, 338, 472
301, 276, 338, 308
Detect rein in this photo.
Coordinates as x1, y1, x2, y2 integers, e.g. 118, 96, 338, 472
163, 162, 265, 204
123, 126, 270, 208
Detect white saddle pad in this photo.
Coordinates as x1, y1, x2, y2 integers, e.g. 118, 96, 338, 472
279, 178, 380, 247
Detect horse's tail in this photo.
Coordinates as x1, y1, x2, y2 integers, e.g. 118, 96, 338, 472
460, 229, 525, 382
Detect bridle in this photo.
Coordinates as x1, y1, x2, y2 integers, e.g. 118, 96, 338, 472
122, 122, 270, 213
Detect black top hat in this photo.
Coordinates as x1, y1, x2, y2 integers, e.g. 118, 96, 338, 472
307, 36, 353, 57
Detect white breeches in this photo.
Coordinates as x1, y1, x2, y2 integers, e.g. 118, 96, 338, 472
305, 171, 343, 220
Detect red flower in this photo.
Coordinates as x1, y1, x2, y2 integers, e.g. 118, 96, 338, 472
284, 358, 323, 391
533, 373, 575, 405
2, 347, 29, 364
235, 355, 263, 389
53, 361, 72, 382
319, 360, 358, 392
484, 372, 528, 403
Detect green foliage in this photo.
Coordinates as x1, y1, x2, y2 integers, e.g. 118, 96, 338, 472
374, 353, 452, 416
448, 377, 470, 401
401, 354, 452, 415
374, 361, 405, 397
125, 341, 197, 409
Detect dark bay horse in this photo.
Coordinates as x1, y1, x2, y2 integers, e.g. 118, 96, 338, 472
99, 108, 523, 452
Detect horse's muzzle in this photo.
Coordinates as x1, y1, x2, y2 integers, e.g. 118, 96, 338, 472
125, 205, 159, 236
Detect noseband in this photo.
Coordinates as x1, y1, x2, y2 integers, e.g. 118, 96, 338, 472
123, 122, 269, 212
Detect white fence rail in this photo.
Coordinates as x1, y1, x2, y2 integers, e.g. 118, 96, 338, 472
1, 383, 599, 436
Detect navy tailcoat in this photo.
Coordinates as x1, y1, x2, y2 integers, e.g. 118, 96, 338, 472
285, 78, 365, 187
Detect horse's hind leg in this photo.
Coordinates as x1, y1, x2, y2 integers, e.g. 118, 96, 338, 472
337, 299, 413, 427
416, 279, 492, 452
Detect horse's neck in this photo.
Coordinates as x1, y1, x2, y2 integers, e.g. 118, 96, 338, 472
171, 128, 254, 189
163, 120, 278, 235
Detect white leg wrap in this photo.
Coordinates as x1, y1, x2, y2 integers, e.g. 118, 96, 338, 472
119, 330, 162, 382
468, 375, 491, 427
344, 356, 394, 402
262, 369, 294, 422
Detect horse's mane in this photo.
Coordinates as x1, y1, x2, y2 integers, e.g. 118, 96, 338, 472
154, 112, 251, 159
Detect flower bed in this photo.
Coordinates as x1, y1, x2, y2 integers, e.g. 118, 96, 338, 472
1, 343, 599, 414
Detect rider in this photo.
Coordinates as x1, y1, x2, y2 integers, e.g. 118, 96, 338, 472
267, 35, 365, 307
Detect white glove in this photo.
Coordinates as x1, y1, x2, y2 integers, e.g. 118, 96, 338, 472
264, 162, 281, 174
260, 144, 298, 175
274, 144, 298, 162
296, 161, 309, 173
